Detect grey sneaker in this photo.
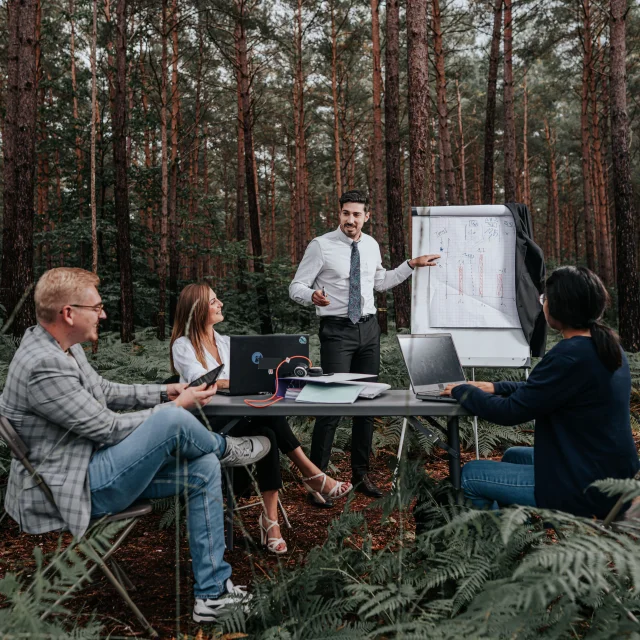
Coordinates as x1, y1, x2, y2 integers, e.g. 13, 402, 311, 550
193, 579, 252, 623
221, 435, 271, 467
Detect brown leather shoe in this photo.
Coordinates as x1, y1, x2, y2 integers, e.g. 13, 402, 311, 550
351, 473, 383, 498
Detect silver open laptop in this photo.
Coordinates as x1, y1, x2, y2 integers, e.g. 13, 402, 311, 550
397, 333, 466, 399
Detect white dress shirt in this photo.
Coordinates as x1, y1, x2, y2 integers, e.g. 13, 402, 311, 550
171, 332, 231, 383
289, 226, 414, 317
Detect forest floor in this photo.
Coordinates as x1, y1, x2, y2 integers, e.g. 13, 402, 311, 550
0, 447, 483, 639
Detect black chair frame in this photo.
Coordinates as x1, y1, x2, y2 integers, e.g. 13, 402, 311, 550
0, 416, 158, 637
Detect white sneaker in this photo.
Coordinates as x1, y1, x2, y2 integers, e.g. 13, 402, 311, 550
193, 579, 252, 623
220, 435, 271, 468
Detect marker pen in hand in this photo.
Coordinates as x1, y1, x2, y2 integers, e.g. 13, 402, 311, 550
322, 286, 327, 298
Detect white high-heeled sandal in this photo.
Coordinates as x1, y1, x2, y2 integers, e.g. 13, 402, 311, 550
301, 473, 353, 505
259, 512, 287, 555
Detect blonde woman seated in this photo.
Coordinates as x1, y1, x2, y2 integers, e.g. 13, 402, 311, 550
170, 283, 352, 554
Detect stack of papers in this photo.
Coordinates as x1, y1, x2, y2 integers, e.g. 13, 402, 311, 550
294, 383, 364, 404
284, 387, 302, 400
338, 381, 391, 399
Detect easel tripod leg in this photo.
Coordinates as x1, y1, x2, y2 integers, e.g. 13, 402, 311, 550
392, 418, 408, 490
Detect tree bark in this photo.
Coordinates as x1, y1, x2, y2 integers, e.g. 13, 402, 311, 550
236, 3, 273, 334
432, 0, 457, 204
455, 79, 467, 205
544, 119, 560, 263
233, 21, 248, 291
385, 0, 409, 328
331, 0, 342, 200
108, 0, 134, 342
590, 37, 613, 285
1, 0, 38, 335
522, 73, 531, 209
580, 0, 597, 272
370, 0, 387, 333
503, 0, 516, 202
168, 0, 180, 325
610, 0, 640, 351
407, 0, 430, 208
69, 0, 84, 247
91, 0, 98, 274
157, 0, 169, 340
293, 0, 310, 262
482, 0, 502, 204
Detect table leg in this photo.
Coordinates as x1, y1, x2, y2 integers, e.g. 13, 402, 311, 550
447, 416, 462, 500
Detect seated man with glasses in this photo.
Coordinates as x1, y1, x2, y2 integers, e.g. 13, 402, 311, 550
0, 267, 271, 623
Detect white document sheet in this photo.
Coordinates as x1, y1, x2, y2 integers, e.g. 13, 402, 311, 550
428, 216, 520, 328
281, 373, 377, 385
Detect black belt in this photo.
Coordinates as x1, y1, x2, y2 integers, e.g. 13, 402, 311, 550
322, 314, 375, 324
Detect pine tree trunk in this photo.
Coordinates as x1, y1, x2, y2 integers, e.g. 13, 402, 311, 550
502, 0, 516, 202
69, 0, 86, 267
580, 0, 597, 272
590, 37, 613, 285
167, 0, 180, 325
91, 0, 98, 274
293, 0, 310, 262
370, 0, 387, 334
407, 0, 430, 208
610, 0, 640, 351
157, 0, 169, 340
432, 0, 457, 204
482, 0, 502, 204
234, 21, 248, 291
110, 0, 134, 342
385, 0, 409, 328
1, 0, 38, 335
236, 4, 273, 334
331, 0, 342, 200
455, 79, 467, 205
522, 73, 531, 209
544, 120, 560, 263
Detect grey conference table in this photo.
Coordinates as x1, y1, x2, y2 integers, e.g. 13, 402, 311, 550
203, 390, 472, 547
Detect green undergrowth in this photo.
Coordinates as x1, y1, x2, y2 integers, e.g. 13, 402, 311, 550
1, 328, 640, 638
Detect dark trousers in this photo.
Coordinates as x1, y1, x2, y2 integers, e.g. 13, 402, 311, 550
311, 316, 380, 475
207, 415, 301, 492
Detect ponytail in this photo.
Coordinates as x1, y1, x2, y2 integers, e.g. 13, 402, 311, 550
589, 321, 622, 372
546, 266, 622, 372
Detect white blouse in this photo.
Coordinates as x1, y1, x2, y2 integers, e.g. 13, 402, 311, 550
172, 332, 231, 384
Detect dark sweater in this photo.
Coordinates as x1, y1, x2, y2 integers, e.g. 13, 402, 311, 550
451, 337, 639, 519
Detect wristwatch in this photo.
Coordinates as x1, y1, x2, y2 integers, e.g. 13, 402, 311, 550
160, 390, 169, 403
407, 259, 414, 270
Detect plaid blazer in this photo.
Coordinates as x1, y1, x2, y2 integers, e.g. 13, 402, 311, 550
0, 325, 166, 537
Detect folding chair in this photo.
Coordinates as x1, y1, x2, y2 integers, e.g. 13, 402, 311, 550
0, 416, 158, 638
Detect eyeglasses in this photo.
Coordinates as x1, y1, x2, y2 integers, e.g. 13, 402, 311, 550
60, 303, 105, 314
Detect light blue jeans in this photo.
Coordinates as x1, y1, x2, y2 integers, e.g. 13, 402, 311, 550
461, 446, 537, 509
89, 406, 231, 599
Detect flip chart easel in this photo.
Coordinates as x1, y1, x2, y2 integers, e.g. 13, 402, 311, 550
395, 205, 532, 478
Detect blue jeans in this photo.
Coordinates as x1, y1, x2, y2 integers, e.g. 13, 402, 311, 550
461, 446, 537, 509
89, 406, 231, 599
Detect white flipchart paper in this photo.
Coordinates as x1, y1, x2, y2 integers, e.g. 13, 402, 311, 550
429, 216, 520, 328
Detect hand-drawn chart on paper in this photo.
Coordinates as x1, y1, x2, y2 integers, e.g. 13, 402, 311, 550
429, 216, 520, 328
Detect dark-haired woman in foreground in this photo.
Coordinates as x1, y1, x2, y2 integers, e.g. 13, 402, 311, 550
443, 266, 639, 519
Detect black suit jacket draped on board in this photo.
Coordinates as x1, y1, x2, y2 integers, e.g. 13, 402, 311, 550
506, 202, 547, 358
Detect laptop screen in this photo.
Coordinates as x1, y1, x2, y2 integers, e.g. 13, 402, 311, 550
397, 334, 465, 388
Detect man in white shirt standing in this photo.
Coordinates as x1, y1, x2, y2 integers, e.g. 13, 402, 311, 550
289, 190, 439, 504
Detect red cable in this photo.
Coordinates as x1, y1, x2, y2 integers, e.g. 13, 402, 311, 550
243, 355, 312, 408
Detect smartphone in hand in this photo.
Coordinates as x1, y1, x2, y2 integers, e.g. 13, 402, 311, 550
188, 364, 224, 389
